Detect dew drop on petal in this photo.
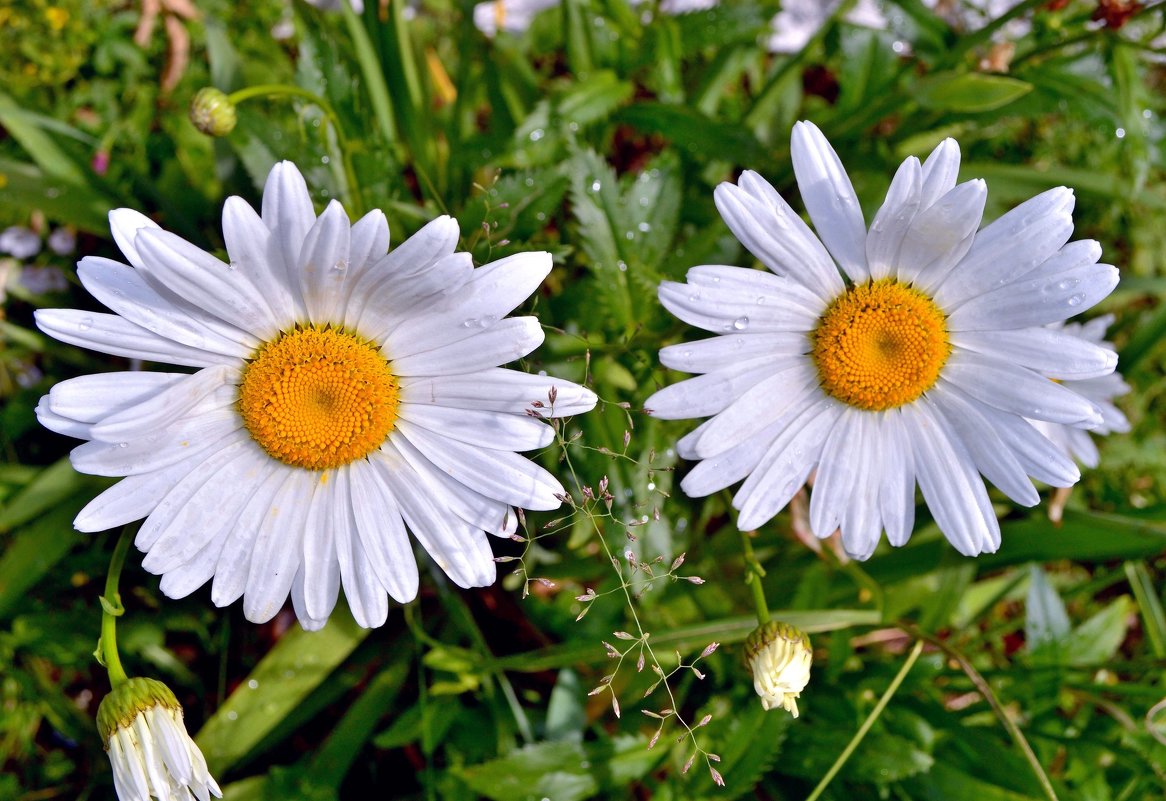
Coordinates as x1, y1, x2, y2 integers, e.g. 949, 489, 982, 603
732, 316, 749, 330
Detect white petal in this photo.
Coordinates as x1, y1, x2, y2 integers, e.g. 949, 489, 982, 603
74, 450, 221, 533
400, 368, 596, 417
399, 403, 554, 451
839, 416, 882, 560
158, 531, 228, 599
37, 398, 92, 439
934, 187, 1075, 308
392, 435, 517, 535
139, 441, 267, 566
260, 161, 315, 318
388, 317, 545, 376
687, 360, 818, 459
48, 372, 183, 423
644, 356, 794, 419
35, 310, 229, 368
940, 352, 1102, 427
930, 384, 1039, 506
659, 332, 807, 374
109, 208, 161, 272
222, 196, 297, 325
386, 251, 551, 358
91, 365, 239, 441
966, 396, 1080, 487
116, 728, 152, 801
877, 410, 915, 547
301, 475, 341, 622
905, 401, 1000, 556
136, 229, 280, 340
866, 156, 922, 281
291, 567, 329, 631
951, 327, 1118, 380
300, 199, 352, 325
809, 409, 862, 539
918, 138, 961, 210
715, 175, 844, 300
131, 714, 169, 800
657, 276, 821, 335
210, 466, 287, 608
898, 179, 986, 291
78, 257, 256, 357
332, 467, 389, 628
347, 460, 420, 603
70, 410, 242, 477
148, 707, 194, 786
355, 252, 475, 340
376, 443, 497, 589
791, 120, 868, 282
345, 215, 461, 331
395, 419, 564, 510
243, 470, 312, 623
348, 209, 390, 275
946, 263, 1119, 331
679, 414, 783, 498
734, 397, 842, 531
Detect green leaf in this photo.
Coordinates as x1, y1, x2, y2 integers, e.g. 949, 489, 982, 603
544, 668, 586, 742
195, 607, 370, 774
615, 102, 767, 165
916, 71, 1034, 113
455, 736, 658, 801
905, 761, 1042, 801
0, 158, 113, 234
1024, 565, 1071, 653
0, 458, 100, 534
1064, 596, 1132, 667
689, 704, 791, 800
0, 500, 87, 619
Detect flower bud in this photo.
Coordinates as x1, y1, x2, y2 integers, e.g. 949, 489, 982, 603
189, 87, 237, 137
743, 620, 812, 717
97, 678, 222, 801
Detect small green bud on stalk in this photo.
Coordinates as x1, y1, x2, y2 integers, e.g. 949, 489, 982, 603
189, 87, 237, 137
744, 620, 812, 717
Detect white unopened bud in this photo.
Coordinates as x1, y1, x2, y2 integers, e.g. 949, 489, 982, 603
743, 621, 812, 717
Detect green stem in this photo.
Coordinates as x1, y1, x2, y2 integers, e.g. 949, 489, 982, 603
901, 625, 1060, 801
804, 639, 924, 801
226, 84, 363, 215
739, 529, 770, 624
99, 525, 135, 687
339, 1, 401, 151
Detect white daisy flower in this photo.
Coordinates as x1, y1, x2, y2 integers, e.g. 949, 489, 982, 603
97, 678, 221, 801
647, 122, 1119, 559
1030, 315, 1131, 468
36, 161, 596, 630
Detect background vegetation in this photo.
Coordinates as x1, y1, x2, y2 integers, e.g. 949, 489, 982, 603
2, 0, 1165, 799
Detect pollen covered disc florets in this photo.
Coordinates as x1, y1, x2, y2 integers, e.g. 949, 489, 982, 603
811, 278, 950, 411
744, 620, 812, 717
238, 325, 400, 470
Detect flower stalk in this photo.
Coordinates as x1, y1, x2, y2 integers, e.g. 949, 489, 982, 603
98, 524, 135, 687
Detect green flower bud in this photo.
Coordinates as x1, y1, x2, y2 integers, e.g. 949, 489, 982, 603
744, 620, 812, 717
190, 87, 237, 137
96, 677, 180, 744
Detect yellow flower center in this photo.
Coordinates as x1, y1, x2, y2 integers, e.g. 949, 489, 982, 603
238, 326, 399, 470
811, 279, 950, 411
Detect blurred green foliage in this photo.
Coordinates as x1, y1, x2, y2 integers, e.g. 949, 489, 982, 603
2, 0, 1166, 799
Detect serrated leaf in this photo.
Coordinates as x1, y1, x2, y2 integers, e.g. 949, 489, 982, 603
916, 71, 1034, 113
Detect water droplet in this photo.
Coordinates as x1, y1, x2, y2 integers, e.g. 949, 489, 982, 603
227, 261, 239, 270
524, 177, 535, 187
625, 231, 635, 240
321, 155, 330, 164
1067, 293, 1085, 307
227, 711, 238, 721
637, 222, 651, 233
529, 128, 545, 142
590, 180, 602, 192
732, 316, 749, 330
247, 679, 259, 690
535, 212, 546, 221
638, 197, 650, 207
568, 122, 579, 133
1056, 277, 1079, 291
118, 442, 128, 448
616, 261, 627, 272
462, 319, 475, 328
78, 316, 93, 331
1116, 127, 1126, 139
756, 296, 766, 305
332, 259, 348, 272
647, 482, 656, 491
